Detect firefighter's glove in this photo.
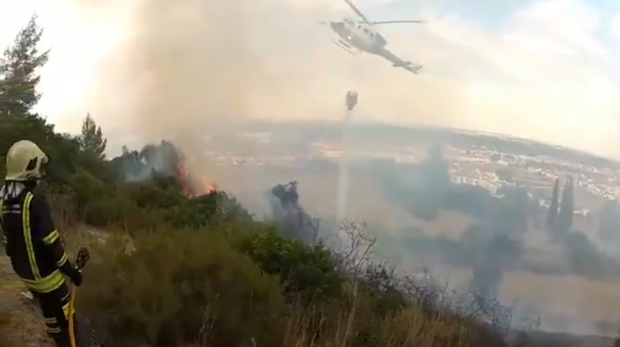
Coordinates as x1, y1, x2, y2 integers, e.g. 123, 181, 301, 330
70, 268, 83, 287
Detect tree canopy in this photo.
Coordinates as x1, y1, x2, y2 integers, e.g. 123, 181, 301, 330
0, 14, 48, 116
80, 112, 107, 160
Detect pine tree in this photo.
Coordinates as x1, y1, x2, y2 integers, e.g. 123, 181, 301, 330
546, 178, 559, 229
0, 15, 49, 116
556, 176, 574, 235
79, 113, 107, 160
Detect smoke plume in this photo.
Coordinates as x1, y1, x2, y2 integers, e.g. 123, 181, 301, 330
94, 0, 274, 180
69, 0, 474, 166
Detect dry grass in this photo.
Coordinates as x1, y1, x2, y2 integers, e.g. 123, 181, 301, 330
281, 301, 477, 347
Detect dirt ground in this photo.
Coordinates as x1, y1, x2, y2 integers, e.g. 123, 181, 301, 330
0, 255, 53, 347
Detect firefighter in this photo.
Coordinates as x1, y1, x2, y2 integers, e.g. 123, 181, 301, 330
0, 140, 84, 347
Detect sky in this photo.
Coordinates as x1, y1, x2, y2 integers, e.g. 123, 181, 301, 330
1, 0, 620, 157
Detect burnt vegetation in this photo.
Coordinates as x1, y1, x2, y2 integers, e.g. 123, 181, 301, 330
1, 15, 618, 347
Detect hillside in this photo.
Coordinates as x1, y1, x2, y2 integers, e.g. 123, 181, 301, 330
2, 249, 614, 347
2, 15, 620, 347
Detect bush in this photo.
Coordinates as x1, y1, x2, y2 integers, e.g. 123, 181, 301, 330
78, 228, 286, 347
238, 228, 344, 304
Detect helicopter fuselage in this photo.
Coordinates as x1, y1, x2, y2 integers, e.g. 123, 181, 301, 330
323, 0, 424, 74
331, 18, 387, 55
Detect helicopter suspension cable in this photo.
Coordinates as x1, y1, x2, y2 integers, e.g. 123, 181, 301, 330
335, 57, 362, 224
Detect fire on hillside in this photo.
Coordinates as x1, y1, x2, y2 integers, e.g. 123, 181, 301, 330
177, 159, 216, 197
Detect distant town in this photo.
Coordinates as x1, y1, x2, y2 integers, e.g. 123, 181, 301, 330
200, 123, 620, 220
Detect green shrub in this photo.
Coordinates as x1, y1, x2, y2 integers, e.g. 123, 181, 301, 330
167, 193, 219, 228
68, 169, 117, 225
122, 179, 185, 210
238, 228, 344, 304
78, 227, 287, 347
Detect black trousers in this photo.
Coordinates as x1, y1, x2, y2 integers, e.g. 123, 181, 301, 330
31, 280, 81, 347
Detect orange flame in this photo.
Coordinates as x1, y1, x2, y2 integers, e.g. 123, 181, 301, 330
177, 159, 215, 197
202, 175, 216, 194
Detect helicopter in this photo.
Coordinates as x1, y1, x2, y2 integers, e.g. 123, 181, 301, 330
319, 0, 425, 74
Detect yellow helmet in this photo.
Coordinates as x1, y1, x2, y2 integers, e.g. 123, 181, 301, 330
5, 140, 49, 181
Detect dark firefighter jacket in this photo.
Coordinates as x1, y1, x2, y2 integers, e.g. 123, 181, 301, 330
0, 186, 74, 293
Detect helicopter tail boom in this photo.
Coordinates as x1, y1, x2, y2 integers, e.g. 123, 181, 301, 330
371, 20, 426, 25
393, 61, 422, 74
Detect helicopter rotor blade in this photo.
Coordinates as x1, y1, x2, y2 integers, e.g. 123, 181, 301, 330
370, 20, 427, 24
344, 0, 371, 23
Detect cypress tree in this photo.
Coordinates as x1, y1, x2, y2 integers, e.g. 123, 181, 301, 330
556, 176, 574, 236
547, 178, 559, 229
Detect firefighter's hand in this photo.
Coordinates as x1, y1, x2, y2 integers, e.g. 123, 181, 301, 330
70, 268, 83, 287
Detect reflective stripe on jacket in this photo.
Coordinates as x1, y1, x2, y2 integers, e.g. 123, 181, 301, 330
1, 185, 72, 293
